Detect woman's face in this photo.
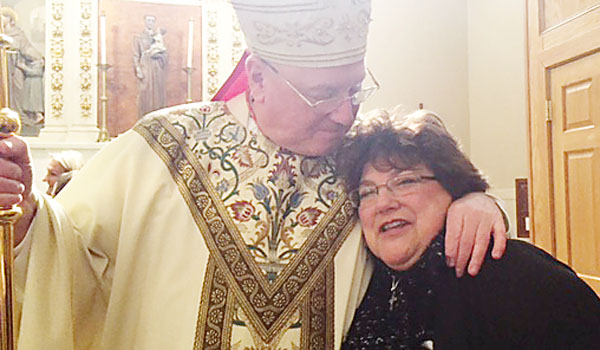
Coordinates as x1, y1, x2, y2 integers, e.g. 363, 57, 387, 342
358, 162, 452, 271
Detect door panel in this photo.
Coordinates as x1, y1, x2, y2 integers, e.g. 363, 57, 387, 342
529, 0, 600, 296
543, 0, 600, 29
564, 151, 600, 292
550, 51, 600, 294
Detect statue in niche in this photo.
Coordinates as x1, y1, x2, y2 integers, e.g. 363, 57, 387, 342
133, 14, 168, 119
1, 7, 45, 136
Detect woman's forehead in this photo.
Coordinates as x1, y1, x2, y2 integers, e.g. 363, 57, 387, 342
361, 160, 428, 179
369, 153, 421, 171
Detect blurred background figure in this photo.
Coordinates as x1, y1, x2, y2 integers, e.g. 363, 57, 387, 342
43, 150, 85, 196
0, 6, 45, 136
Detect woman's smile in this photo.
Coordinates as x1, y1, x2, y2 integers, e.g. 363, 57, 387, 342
379, 218, 411, 234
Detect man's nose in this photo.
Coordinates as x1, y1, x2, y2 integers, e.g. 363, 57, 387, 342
328, 99, 356, 127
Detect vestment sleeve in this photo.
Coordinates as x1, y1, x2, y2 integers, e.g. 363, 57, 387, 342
15, 131, 163, 349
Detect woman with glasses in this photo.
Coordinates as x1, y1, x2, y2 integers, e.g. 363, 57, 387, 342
337, 109, 600, 349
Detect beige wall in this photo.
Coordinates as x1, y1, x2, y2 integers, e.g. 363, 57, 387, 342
467, 0, 528, 229
364, 0, 471, 152
363, 1, 528, 230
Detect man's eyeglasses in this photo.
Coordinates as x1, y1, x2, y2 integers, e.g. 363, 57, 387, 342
263, 60, 380, 114
350, 172, 437, 206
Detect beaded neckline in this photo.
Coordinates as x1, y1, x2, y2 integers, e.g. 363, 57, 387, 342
341, 233, 446, 349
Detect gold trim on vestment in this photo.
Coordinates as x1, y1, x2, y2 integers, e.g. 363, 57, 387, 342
134, 110, 356, 348
301, 264, 335, 349
193, 258, 235, 350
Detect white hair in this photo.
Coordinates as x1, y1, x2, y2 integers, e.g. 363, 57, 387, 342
50, 150, 85, 172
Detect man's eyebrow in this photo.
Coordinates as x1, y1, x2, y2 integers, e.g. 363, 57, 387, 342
303, 84, 337, 95
307, 79, 362, 91
302, 81, 361, 98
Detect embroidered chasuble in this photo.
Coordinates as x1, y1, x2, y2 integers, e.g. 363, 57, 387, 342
14, 102, 371, 350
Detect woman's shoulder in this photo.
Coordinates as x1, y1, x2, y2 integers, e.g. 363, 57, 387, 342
473, 239, 591, 292
500, 239, 574, 273
454, 239, 600, 347
457, 239, 600, 320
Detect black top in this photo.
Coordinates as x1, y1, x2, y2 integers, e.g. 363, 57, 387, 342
342, 236, 600, 350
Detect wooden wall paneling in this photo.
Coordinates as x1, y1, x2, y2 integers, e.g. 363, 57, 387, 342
98, 0, 203, 136
527, 0, 555, 253
515, 178, 530, 238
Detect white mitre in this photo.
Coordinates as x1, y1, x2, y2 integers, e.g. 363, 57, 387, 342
231, 0, 372, 68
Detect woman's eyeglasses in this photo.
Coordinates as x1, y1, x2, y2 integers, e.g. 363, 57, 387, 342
351, 172, 437, 206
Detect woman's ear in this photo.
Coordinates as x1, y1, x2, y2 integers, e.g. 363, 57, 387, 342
245, 55, 267, 103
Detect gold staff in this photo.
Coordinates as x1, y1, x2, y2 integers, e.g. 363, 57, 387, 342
0, 6, 22, 350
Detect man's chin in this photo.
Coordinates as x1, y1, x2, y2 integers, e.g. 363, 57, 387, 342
294, 140, 341, 157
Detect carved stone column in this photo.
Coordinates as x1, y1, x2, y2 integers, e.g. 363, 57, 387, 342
202, 0, 245, 101
39, 0, 99, 143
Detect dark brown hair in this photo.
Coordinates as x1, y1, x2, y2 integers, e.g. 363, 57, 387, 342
335, 108, 489, 200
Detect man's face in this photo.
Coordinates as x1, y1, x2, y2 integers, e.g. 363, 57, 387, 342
249, 60, 365, 156
43, 159, 66, 195
144, 16, 156, 31
1, 15, 11, 30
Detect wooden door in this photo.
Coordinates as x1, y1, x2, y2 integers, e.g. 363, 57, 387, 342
528, 0, 600, 294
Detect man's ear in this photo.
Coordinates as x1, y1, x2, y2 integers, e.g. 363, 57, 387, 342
246, 55, 267, 103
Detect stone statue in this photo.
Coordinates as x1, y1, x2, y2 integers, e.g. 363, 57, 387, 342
133, 15, 168, 119
1, 7, 45, 134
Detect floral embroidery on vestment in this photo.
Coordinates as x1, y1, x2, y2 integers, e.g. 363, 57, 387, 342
134, 102, 356, 349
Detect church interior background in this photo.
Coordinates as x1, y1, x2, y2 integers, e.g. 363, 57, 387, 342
2, 0, 245, 195
2, 0, 598, 294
